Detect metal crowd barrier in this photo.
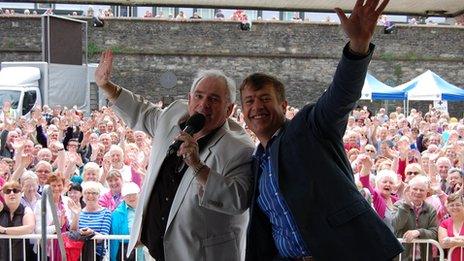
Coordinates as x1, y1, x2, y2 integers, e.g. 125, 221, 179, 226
396, 238, 444, 261
449, 246, 464, 261
0, 234, 135, 261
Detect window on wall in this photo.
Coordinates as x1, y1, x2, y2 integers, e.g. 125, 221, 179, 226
137, 6, 153, 17
156, 7, 175, 18
178, 8, 193, 18
261, 11, 280, 20
119, 6, 129, 17
196, 8, 214, 19
282, 11, 293, 21
245, 10, 258, 20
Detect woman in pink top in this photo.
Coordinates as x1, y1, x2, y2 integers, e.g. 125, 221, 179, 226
98, 170, 123, 211
359, 154, 399, 231
439, 193, 464, 261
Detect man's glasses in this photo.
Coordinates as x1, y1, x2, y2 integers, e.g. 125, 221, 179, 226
406, 171, 420, 176
3, 188, 21, 194
366, 149, 375, 153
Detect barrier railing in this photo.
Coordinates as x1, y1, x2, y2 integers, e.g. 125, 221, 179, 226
0, 234, 134, 261
0, 235, 450, 260
448, 246, 464, 261
396, 238, 444, 261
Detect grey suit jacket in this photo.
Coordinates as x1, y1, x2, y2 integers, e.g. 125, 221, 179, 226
113, 89, 254, 261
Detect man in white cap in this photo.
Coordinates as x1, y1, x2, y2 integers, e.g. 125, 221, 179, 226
111, 182, 141, 261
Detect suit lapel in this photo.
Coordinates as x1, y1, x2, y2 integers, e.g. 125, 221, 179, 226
165, 121, 229, 232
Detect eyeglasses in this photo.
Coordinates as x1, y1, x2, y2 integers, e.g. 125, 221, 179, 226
448, 203, 463, 208
84, 191, 99, 196
36, 169, 51, 173
366, 149, 375, 153
3, 188, 21, 194
406, 171, 420, 176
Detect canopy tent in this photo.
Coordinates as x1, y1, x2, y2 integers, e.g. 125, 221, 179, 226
394, 70, 464, 101
360, 73, 405, 100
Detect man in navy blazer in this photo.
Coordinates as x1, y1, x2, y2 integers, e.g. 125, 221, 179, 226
240, 0, 404, 260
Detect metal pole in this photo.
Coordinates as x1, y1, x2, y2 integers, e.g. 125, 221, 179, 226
40, 185, 48, 261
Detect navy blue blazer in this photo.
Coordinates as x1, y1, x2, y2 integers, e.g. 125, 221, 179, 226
245, 44, 404, 261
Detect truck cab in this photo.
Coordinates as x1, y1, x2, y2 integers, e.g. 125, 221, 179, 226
0, 66, 42, 118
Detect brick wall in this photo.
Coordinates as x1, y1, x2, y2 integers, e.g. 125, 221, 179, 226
1, 16, 463, 115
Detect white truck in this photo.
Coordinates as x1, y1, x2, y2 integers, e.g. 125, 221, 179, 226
0, 61, 102, 117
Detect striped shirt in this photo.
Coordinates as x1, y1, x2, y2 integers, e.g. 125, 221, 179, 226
79, 208, 112, 256
256, 141, 310, 258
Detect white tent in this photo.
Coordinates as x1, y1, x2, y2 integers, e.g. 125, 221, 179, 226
395, 70, 464, 101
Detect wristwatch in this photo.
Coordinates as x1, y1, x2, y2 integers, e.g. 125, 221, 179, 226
0, 227, 6, 234
192, 161, 207, 176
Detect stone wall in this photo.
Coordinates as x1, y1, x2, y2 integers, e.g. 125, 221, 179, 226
1, 16, 463, 115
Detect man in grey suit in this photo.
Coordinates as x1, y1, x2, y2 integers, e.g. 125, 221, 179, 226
95, 55, 254, 261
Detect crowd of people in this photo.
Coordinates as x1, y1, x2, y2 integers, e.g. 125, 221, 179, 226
340, 105, 464, 260
0, 102, 148, 260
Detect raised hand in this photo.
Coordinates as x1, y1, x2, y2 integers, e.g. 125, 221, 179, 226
335, 0, 390, 53
95, 50, 114, 87
67, 199, 81, 216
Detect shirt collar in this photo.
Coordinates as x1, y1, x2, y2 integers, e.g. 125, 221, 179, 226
252, 127, 283, 158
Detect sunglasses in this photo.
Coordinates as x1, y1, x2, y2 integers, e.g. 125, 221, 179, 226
366, 149, 375, 153
406, 171, 420, 176
3, 188, 21, 194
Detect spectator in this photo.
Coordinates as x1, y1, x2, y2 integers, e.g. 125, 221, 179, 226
69, 181, 112, 261
34, 175, 74, 260
143, 10, 152, 18
37, 148, 53, 163
360, 162, 399, 231
99, 170, 123, 212
175, 11, 186, 20
68, 183, 85, 209
34, 160, 52, 194
110, 182, 142, 261
392, 175, 438, 260
215, 9, 225, 20
0, 181, 35, 261
446, 168, 463, 195
437, 157, 452, 191
0, 129, 18, 159
112, 145, 142, 185
0, 100, 18, 121
20, 171, 41, 211
438, 193, 464, 261
189, 12, 201, 19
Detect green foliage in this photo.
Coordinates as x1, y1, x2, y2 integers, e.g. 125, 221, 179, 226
87, 42, 102, 57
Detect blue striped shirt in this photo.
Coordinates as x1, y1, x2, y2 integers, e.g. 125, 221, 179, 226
256, 142, 310, 258
79, 208, 112, 256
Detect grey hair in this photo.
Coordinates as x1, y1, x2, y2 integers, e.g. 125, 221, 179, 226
81, 181, 102, 195
190, 69, 236, 103
375, 169, 398, 188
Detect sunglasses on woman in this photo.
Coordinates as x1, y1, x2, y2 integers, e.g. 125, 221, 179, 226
3, 188, 21, 194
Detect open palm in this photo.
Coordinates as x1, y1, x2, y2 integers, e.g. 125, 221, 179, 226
335, 0, 390, 53
95, 50, 114, 87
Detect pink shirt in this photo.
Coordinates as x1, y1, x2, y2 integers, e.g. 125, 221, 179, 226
360, 175, 398, 219
440, 218, 464, 261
